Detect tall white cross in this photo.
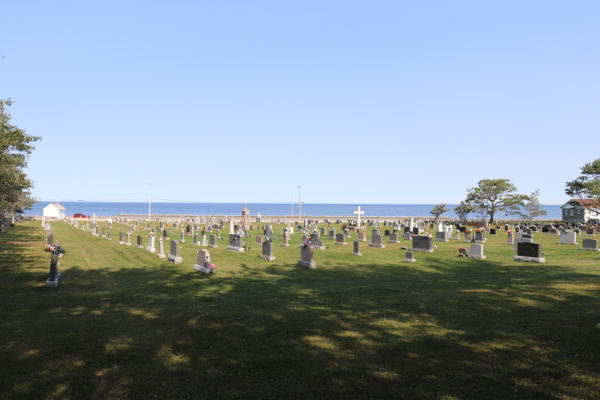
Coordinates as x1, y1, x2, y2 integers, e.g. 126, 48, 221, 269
353, 206, 364, 227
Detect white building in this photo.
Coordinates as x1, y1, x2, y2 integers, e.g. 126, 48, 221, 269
43, 203, 66, 220
560, 199, 600, 223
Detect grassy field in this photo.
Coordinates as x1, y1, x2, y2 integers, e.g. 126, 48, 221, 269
1, 220, 599, 399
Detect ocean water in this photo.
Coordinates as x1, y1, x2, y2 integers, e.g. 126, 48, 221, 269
26, 202, 564, 220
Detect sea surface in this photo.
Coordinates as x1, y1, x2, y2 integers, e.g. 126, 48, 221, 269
26, 202, 564, 220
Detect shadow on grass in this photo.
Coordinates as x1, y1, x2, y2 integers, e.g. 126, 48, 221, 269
1, 224, 599, 399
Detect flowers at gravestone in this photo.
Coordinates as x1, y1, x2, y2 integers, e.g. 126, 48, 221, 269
421, 232, 432, 238
464, 229, 472, 233
563, 229, 573, 234
264, 234, 276, 243
476, 228, 484, 233
507, 230, 514, 234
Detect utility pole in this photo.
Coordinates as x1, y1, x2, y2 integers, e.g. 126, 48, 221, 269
149, 183, 152, 219
298, 185, 301, 218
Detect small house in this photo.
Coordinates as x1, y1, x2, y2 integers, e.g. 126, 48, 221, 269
43, 203, 66, 221
561, 199, 599, 223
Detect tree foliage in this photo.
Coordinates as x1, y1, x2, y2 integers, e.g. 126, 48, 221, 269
466, 179, 527, 224
429, 203, 449, 224
453, 201, 476, 224
0, 99, 41, 222
507, 189, 548, 222
565, 159, 600, 216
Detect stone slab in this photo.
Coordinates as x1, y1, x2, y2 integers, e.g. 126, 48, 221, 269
334, 242, 348, 246
193, 265, 215, 274
45, 279, 59, 288
228, 245, 245, 253
403, 258, 417, 263
580, 247, 600, 251
156, 253, 166, 259
433, 239, 449, 242
167, 255, 183, 264
297, 260, 316, 269
260, 255, 276, 261
513, 255, 545, 263
410, 247, 434, 253
556, 241, 579, 245
146, 247, 156, 253
466, 254, 486, 259
368, 243, 385, 248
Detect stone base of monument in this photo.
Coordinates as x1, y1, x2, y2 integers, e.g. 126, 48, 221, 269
410, 247, 434, 253
369, 244, 385, 248
334, 242, 348, 246
100, 235, 104, 238
547, 233, 559, 236
125, 243, 132, 246
194, 264, 215, 274
296, 260, 316, 269
107, 238, 112, 240
167, 255, 183, 264
556, 241, 578, 245
164, 237, 170, 240
466, 254, 486, 260
505, 242, 514, 245
136, 244, 144, 249
180, 239, 185, 243
513, 255, 545, 263
387, 240, 401, 244
434, 239, 449, 242
118, 241, 124, 245
463, 240, 472, 243
357, 238, 367, 242
260, 255, 276, 261
208, 244, 219, 249
228, 245, 245, 253
311, 245, 326, 250
352, 251, 362, 256
280, 244, 290, 247
585, 234, 596, 236
403, 258, 416, 263
45, 278, 59, 288
156, 253, 166, 259
474, 239, 487, 243
146, 247, 156, 253
580, 247, 600, 251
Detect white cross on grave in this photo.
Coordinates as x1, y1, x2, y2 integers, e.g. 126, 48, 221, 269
354, 206, 364, 227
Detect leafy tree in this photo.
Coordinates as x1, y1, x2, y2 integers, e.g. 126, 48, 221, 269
565, 159, 600, 217
0, 99, 41, 222
429, 203, 449, 224
507, 189, 548, 222
453, 201, 476, 225
466, 179, 527, 224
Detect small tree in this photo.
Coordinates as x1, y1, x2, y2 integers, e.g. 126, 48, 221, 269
0, 99, 41, 222
454, 201, 476, 225
565, 159, 600, 217
507, 189, 547, 222
466, 179, 527, 224
430, 203, 449, 224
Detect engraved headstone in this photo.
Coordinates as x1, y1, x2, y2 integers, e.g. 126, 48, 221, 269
167, 240, 183, 264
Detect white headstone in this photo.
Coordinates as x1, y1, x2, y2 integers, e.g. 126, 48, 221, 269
353, 206, 365, 227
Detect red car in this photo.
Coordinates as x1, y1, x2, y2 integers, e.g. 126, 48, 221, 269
72, 213, 90, 218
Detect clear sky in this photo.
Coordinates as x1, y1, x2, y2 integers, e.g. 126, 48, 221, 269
2, 1, 599, 204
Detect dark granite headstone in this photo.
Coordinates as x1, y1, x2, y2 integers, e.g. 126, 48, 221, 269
412, 236, 432, 250
517, 242, 541, 258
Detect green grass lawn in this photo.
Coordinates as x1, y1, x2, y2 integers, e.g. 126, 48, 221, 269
1, 220, 599, 399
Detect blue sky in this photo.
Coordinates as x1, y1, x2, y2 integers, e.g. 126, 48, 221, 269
2, 1, 599, 204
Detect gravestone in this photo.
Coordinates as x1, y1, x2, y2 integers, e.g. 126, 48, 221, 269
586, 228, 596, 236
352, 240, 362, 256
358, 232, 367, 242
260, 242, 276, 261
411, 236, 433, 253
297, 245, 316, 269
167, 240, 183, 264
507, 232, 515, 245
474, 231, 486, 243
557, 231, 578, 245
514, 242, 545, 263
180, 230, 185, 243
256, 236, 264, 246
372, 229, 380, 236
388, 232, 400, 243
156, 239, 166, 259
45, 253, 60, 288
119, 232, 125, 245
335, 233, 347, 245
107, 231, 112, 241
46, 233, 53, 246
412, 227, 421, 236
344, 228, 351, 238
163, 229, 169, 240
228, 234, 245, 253
126, 232, 132, 246
136, 235, 144, 249
404, 232, 412, 240
581, 239, 599, 251
404, 251, 416, 263
434, 231, 448, 242
208, 234, 218, 248
311, 233, 325, 249
281, 233, 290, 247
369, 234, 385, 248
467, 243, 486, 259
147, 235, 156, 253
489, 228, 497, 235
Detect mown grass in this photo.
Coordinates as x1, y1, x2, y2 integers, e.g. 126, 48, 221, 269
0, 220, 599, 400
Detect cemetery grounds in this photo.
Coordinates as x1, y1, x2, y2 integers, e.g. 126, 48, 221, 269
0, 220, 599, 399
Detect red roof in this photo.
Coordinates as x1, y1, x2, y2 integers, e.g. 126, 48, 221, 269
569, 199, 600, 207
